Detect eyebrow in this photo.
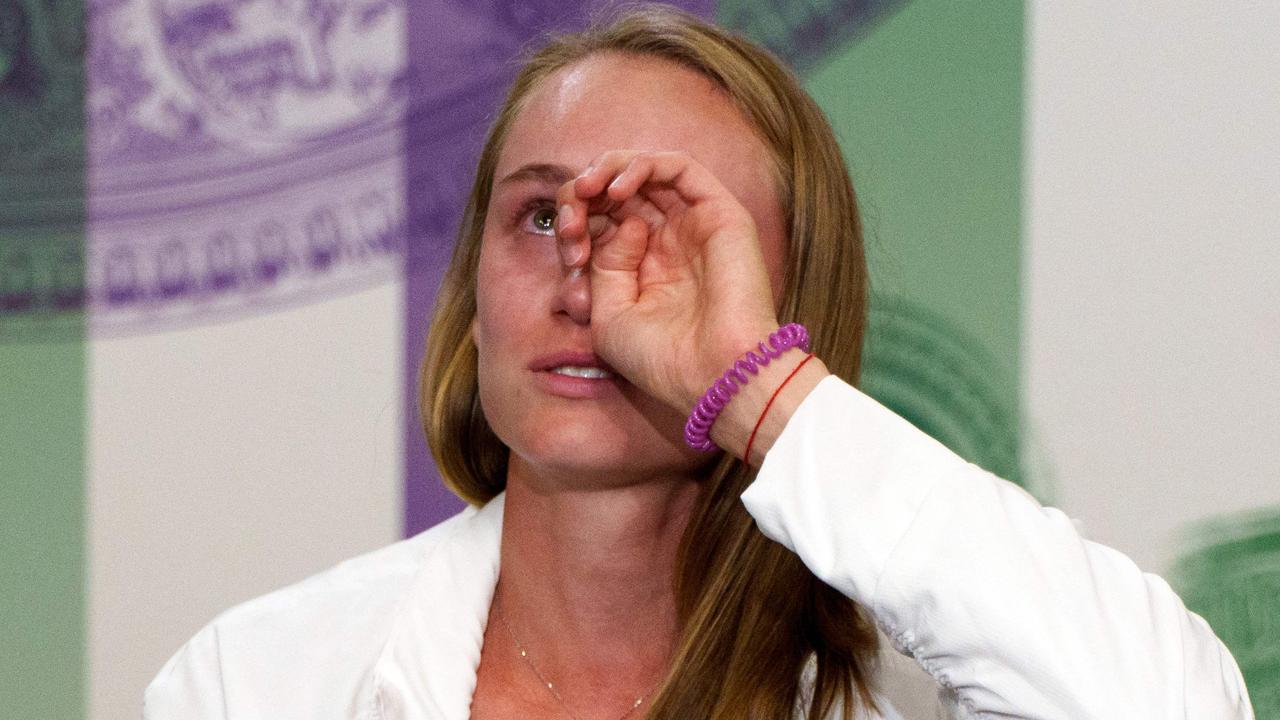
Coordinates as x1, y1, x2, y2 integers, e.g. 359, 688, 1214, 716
495, 162, 575, 188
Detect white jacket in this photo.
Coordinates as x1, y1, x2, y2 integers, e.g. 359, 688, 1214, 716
144, 376, 1254, 719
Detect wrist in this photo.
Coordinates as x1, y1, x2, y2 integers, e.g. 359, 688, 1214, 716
710, 354, 829, 466
683, 320, 783, 410
682, 323, 827, 462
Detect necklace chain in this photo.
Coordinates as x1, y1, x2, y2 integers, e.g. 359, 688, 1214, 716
494, 594, 653, 720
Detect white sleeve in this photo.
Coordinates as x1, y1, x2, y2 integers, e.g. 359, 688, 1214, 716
143, 624, 229, 720
741, 375, 1254, 719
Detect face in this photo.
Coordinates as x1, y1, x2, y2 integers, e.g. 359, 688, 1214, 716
473, 52, 788, 487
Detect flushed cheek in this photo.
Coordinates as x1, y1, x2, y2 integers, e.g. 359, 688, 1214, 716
476, 261, 537, 338
478, 236, 560, 305
473, 249, 556, 410
473, 309, 535, 449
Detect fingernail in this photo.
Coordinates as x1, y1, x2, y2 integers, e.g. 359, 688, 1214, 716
559, 204, 576, 233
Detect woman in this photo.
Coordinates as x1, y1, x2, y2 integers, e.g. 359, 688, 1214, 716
145, 6, 1253, 719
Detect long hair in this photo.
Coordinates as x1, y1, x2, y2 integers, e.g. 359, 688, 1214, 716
420, 6, 880, 718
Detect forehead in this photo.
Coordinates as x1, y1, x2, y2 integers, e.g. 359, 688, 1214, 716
495, 52, 776, 192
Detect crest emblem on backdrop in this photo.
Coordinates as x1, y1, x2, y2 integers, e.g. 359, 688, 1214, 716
2, 0, 598, 338
1, 0, 901, 340
84, 0, 411, 335
1, 0, 1033, 510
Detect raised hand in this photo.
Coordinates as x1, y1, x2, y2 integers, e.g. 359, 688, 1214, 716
554, 150, 783, 416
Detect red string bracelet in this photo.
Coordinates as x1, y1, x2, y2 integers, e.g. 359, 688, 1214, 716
685, 324, 810, 451
744, 353, 816, 464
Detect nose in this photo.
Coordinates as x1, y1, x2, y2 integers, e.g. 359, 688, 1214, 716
552, 265, 591, 325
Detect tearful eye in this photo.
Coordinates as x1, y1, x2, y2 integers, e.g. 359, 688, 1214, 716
528, 207, 557, 236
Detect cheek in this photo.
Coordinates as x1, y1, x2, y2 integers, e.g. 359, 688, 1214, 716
472, 272, 524, 450
472, 236, 551, 418
474, 241, 532, 347
475, 232, 561, 312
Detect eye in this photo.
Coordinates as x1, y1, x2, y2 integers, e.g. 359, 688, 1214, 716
526, 206, 557, 236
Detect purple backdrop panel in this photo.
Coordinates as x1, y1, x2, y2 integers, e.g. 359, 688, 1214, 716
87, 0, 408, 335
403, 0, 715, 536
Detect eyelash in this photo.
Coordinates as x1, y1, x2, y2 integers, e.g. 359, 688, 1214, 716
514, 198, 557, 237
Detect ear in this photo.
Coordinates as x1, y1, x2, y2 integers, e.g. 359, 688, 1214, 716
469, 316, 479, 349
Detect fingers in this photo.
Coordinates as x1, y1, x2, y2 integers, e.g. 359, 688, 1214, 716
577, 150, 718, 212
555, 203, 585, 267
556, 193, 664, 269
555, 168, 625, 268
592, 214, 649, 273
555, 150, 722, 269
589, 214, 649, 321
586, 214, 610, 238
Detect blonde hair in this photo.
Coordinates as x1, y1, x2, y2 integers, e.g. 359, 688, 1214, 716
420, 6, 879, 718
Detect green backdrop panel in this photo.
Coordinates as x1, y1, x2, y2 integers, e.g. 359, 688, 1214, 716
724, 0, 1029, 492
0, 333, 87, 720
1, 0, 87, 715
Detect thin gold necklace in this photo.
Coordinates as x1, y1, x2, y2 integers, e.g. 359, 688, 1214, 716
494, 594, 654, 720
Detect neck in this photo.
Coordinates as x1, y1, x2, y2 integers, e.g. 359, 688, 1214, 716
493, 457, 702, 709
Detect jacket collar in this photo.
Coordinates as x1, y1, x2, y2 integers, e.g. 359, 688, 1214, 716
357, 492, 864, 720
368, 493, 506, 720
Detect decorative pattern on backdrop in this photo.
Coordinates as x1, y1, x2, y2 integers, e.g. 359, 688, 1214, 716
3, 2, 1275, 718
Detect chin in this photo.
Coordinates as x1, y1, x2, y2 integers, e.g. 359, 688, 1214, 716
508, 413, 699, 485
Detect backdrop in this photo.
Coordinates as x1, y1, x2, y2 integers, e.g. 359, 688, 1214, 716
2, 1, 1277, 718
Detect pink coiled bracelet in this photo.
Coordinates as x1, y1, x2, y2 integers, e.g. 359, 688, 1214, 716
684, 322, 811, 451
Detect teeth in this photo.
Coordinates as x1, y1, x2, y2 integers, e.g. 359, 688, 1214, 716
551, 366, 614, 379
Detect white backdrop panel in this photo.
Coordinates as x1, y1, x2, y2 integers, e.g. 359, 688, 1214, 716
1026, 0, 1280, 574
88, 281, 404, 720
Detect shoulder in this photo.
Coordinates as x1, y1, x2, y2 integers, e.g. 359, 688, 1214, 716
144, 507, 479, 720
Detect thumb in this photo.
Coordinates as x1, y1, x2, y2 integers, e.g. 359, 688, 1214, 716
589, 214, 647, 320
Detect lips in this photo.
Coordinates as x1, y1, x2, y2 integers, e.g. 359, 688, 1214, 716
549, 366, 614, 379
528, 351, 618, 375
529, 351, 622, 399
